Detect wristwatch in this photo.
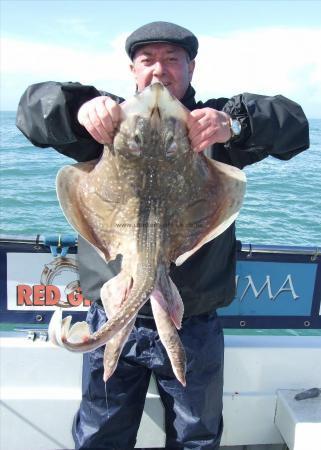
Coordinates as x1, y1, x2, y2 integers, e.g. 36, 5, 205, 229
229, 118, 242, 138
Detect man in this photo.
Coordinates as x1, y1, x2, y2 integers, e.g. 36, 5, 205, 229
16, 21, 309, 450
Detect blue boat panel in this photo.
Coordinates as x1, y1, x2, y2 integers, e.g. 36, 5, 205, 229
0, 237, 320, 329
218, 261, 317, 316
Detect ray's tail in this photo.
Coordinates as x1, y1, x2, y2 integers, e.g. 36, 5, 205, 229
48, 266, 156, 353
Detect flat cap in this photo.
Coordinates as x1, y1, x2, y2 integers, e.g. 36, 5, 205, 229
125, 21, 198, 60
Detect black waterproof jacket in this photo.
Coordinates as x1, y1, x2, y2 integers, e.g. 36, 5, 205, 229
16, 81, 309, 316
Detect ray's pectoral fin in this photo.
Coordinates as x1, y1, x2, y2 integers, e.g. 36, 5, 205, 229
176, 159, 247, 266
56, 161, 110, 262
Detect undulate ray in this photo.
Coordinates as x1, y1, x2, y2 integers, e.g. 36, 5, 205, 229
49, 83, 246, 385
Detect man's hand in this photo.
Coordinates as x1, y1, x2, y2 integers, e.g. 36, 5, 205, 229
187, 108, 231, 152
77, 96, 121, 144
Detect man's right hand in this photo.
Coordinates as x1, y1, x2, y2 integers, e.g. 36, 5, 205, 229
77, 96, 121, 144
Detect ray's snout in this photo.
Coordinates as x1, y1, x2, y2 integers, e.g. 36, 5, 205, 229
149, 81, 166, 93
148, 83, 165, 123
150, 105, 161, 126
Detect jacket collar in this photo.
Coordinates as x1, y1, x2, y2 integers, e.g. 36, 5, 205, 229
180, 84, 197, 111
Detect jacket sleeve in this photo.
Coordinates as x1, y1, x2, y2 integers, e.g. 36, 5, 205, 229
16, 81, 125, 162
211, 93, 309, 169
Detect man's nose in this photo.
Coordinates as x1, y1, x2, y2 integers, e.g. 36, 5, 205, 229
152, 61, 165, 77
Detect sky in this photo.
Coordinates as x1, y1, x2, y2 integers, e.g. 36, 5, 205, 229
1, 0, 321, 118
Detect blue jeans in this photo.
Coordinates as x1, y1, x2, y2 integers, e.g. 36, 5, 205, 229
72, 302, 224, 450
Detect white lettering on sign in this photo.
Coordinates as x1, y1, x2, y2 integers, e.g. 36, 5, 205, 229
273, 274, 299, 300
236, 274, 299, 301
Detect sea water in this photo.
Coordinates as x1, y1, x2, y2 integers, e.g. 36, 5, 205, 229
0, 111, 320, 246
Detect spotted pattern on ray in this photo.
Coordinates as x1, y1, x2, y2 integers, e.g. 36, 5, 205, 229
49, 83, 246, 385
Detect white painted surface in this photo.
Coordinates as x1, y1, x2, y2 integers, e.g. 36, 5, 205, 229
275, 389, 321, 450
1, 333, 321, 449
221, 335, 321, 446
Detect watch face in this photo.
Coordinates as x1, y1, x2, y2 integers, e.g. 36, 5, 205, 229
231, 119, 241, 136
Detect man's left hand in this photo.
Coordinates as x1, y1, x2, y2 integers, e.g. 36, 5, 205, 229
187, 108, 231, 152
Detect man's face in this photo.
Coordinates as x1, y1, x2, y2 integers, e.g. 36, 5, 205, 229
130, 43, 195, 100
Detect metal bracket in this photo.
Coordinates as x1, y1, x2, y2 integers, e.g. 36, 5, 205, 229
43, 234, 77, 257
311, 247, 321, 262
14, 328, 49, 341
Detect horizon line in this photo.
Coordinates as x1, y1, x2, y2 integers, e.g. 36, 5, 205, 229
1, 110, 320, 121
